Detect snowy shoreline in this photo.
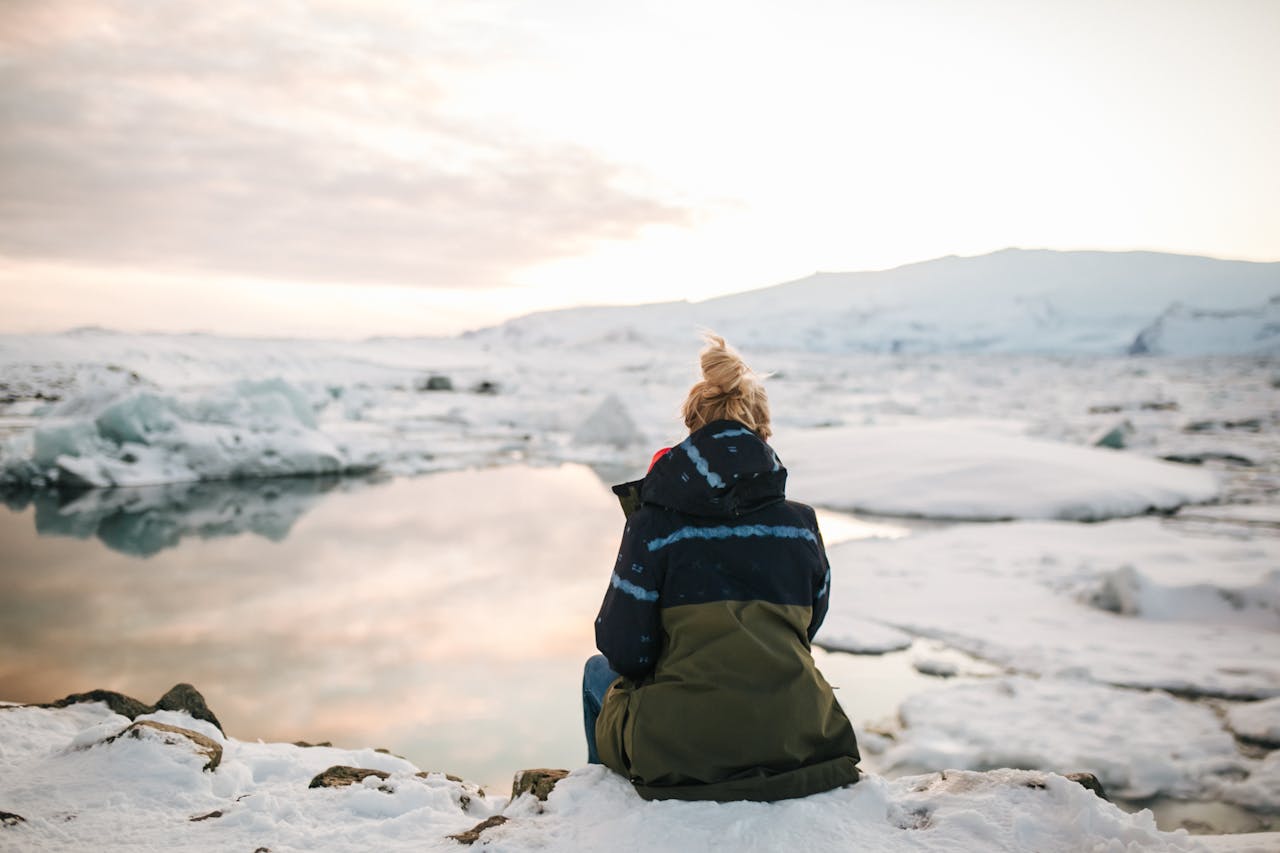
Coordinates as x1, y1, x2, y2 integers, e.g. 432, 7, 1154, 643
3, 687, 1276, 852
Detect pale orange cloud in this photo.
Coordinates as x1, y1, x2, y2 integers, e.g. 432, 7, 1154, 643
0, 0, 693, 289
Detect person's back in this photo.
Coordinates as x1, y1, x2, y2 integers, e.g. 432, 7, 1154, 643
583, 334, 861, 802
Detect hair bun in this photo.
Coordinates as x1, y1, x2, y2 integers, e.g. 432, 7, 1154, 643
680, 331, 772, 441
699, 333, 747, 397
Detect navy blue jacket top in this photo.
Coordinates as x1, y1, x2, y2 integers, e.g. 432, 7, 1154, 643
594, 419, 832, 679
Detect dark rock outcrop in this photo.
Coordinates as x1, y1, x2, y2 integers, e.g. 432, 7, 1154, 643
41, 683, 224, 734
0, 811, 25, 827
417, 375, 454, 391
45, 690, 153, 720
154, 683, 224, 734
511, 768, 569, 802
308, 766, 391, 790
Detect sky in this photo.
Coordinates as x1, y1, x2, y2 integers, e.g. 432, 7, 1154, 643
0, 0, 1277, 338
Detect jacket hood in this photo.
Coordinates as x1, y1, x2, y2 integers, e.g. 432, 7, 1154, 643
619, 419, 787, 519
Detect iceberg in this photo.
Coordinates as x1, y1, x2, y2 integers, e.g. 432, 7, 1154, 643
3, 378, 372, 490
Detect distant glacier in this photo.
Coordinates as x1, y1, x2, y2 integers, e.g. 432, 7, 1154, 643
474, 248, 1280, 355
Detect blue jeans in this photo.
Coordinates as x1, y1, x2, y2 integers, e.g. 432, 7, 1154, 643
583, 655, 620, 764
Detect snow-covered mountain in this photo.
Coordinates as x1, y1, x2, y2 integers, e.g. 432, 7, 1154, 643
476, 249, 1280, 354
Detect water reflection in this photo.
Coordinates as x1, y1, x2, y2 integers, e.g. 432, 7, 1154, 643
6, 476, 379, 557
0, 465, 916, 794
0, 466, 621, 792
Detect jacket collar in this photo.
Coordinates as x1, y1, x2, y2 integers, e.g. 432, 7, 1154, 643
615, 420, 786, 519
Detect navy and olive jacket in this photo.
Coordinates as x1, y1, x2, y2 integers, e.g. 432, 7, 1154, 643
594, 419, 861, 802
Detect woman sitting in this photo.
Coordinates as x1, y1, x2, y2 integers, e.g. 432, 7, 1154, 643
583, 333, 861, 802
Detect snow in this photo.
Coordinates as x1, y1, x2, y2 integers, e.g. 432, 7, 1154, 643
822, 518, 1280, 698
1131, 298, 1280, 356
0, 701, 1214, 852
482, 249, 1280, 356
1227, 698, 1280, 747
775, 421, 1220, 521
1219, 752, 1280, 815
0, 255, 1277, 844
6, 379, 374, 489
815, 617, 914, 654
872, 676, 1249, 800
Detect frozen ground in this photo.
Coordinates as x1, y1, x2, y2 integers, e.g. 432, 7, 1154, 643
823, 518, 1280, 698
0, 700, 1262, 853
0, 322, 1277, 840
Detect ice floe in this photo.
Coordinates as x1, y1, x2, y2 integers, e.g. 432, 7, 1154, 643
1227, 698, 1280, 748
2, 379, 373, 489
777, 421, 1221, 521
822, 518, 1280, 697
872, 676, 1249, 800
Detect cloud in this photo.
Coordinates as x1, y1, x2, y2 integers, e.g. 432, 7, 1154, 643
0, 0, 692, 288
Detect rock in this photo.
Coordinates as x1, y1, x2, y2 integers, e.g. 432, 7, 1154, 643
154, 683, 224, 734
447, 815, 508, 845
1091, 421, 1135, 450
511, 768, 569, 802
45, 689, 153, 720
42, 683, 225, 735
0, 811, 25, 827
1064, 771, 1108, 800
308, 765, 391, 790
470, 380, 500, 395
107, 720, 223, 771
1161, 451, 1255, 467
189, 809, 223, 822
292, 740, 333, 748
416, 375, 454, 392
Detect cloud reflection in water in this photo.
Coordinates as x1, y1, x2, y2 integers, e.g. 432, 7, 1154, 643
0, 465, 620, 791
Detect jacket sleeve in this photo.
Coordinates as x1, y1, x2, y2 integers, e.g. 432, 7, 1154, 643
595, 509, 665, 680
807, 514, 832, 642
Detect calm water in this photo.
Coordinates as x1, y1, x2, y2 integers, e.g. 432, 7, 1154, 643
0, 465, 939, 795
1, 467, 1269, 834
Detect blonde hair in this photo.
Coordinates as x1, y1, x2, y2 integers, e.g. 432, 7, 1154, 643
681, 331, 771, 441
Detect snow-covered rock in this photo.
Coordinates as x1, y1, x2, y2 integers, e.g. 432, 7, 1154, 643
776, 421, 1220, 521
